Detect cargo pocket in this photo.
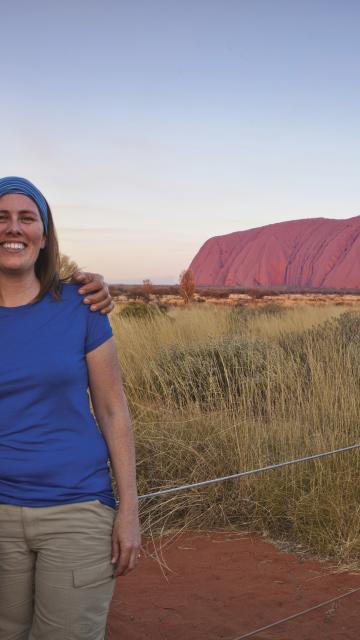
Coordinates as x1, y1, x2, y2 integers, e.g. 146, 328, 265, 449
73, 560, 114, 589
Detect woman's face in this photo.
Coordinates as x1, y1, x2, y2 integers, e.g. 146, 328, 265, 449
0, 193, 46, 275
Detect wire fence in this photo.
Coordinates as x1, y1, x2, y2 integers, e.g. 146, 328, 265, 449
234, 585, 360, 639
138, 442, 360, 500
134, 441, 360, 638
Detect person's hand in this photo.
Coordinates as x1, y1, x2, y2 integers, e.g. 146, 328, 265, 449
111, 506, 141, 577
71, 271, 114, 314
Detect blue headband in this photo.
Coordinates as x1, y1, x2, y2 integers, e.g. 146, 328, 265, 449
0, 176, 48, 234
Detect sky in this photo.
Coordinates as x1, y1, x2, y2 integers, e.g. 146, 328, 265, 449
1, 0, 360, 282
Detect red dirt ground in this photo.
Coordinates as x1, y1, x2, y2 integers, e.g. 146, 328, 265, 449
106, 531, 360, 640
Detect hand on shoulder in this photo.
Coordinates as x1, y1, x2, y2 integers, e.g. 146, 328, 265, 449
71, 271, 114, 314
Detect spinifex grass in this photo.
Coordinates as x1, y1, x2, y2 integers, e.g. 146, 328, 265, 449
110, 303, 360, 563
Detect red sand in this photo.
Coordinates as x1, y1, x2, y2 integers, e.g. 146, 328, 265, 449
106, 532, 360, 640
107, 533, 360, 640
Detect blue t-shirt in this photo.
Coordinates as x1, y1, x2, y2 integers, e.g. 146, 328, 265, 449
0, 283, 116, 508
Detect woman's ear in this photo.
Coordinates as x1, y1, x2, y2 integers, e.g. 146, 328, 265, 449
40, 235, 47, 249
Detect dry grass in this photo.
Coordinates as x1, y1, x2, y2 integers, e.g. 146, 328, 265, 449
110, 302, 360, 564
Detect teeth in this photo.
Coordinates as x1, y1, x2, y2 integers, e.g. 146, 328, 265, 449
1, 242, 25, 250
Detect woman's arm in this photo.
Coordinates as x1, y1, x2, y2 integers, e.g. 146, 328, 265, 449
86, 338, 141, 577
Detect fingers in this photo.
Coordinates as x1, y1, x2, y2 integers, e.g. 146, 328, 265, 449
99, 301, 115, 314
113, 542, 141, 577
128, 547, 141, 572
111, 511, 141, 577
72, 271, 104, 288
81, 289, 114, 312
111, 537, 120, 568
78, 278, 104, 294
85, 296, 113, 313
115, 546, 131, 577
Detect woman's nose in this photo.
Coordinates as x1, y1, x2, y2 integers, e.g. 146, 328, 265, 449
5, 218, 22, 234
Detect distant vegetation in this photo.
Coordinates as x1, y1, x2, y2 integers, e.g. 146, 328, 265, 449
59, 254, 79, 280
179, 269, 195, 304
110, 302, 360, 564
110, 283, 360, 300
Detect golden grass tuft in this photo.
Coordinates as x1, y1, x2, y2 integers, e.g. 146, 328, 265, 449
110, 302, 360, 563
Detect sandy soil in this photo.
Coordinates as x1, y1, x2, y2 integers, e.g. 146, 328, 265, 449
106, 531, 360, 640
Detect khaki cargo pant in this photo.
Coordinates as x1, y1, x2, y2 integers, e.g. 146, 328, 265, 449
0, 500, 116, 640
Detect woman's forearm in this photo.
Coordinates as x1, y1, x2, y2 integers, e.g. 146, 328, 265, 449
86, 339, 139, 509
99, 405, 139, 509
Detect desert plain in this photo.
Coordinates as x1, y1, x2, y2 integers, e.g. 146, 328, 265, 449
104, 289, 360, 639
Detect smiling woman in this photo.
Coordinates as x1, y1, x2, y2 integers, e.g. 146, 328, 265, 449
0, 177, 140, 640
0, 193, 47, 298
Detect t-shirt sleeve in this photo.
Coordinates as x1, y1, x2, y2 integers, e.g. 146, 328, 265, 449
85, 309, 113, 354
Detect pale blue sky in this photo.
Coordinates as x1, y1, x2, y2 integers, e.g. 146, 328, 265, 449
1, 0, 359, 282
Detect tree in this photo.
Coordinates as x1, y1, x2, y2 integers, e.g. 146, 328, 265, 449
60, 254, 79, 279
142, 278, 154, 297
179, 269, 195, 304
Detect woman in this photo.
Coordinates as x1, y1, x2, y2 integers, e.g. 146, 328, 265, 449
0, 177, 140, 640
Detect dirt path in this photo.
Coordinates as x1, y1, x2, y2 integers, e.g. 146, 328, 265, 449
106, 531, 360, 640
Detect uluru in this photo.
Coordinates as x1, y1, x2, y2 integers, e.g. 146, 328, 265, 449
189, 216, 360, 289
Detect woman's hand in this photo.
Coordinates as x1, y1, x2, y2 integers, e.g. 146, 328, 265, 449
111, 505, 141, 577
71, 270, 114, 314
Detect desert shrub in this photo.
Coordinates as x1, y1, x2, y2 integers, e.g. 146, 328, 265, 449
119, 302, 163, 320
232, 303, 260, 316
150, 336, 280, 413
156, 302, 170, 315
255, 302, 285, 316
229, 303, 286, 330
127, 291, 149, 302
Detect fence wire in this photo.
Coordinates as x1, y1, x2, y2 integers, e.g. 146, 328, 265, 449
138, 442, 360, 500
233, 584, 360, 639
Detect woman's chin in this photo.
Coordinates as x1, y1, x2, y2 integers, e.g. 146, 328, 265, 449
0, 260, 33, 275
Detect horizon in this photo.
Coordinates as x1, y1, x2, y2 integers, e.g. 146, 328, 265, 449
60, 209, 360, 285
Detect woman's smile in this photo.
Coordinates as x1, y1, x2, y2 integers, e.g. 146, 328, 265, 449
0, 242, 27, 252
